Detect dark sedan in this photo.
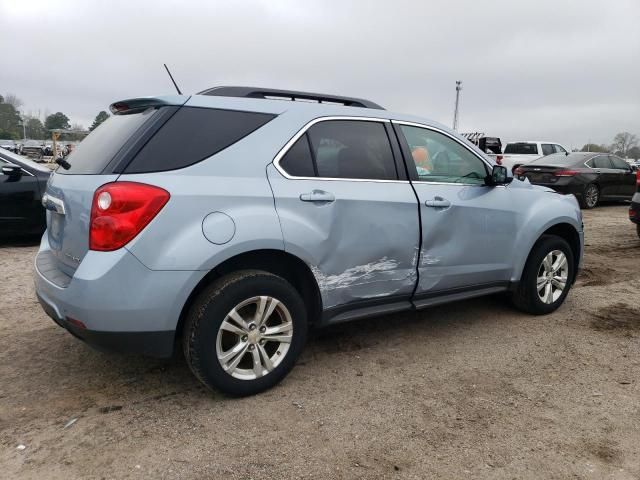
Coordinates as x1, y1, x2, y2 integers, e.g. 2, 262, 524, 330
515, 152, 636, 209
0, 149, 51, 237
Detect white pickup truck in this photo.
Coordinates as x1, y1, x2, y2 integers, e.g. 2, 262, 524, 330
488, 141, 570, 171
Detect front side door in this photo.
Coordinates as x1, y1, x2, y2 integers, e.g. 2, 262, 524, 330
609, 155, 636, 197
393, 122, 518, 299
0, 159, 42, 234
268, 118, 420, 311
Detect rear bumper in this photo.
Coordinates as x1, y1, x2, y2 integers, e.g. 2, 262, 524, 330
33, 234, 206, 358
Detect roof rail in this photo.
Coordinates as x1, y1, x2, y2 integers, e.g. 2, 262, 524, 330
197, 86, 384, 110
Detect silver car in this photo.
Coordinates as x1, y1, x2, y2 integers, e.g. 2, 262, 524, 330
34, 87, 583, 395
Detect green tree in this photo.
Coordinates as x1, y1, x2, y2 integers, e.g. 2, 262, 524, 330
0, 101, 21, 138
44, 112, 70, 131
25, 117, 46, 139
580, 143, 609, 153
89, 110, 110, 131
611, 132, 639, 158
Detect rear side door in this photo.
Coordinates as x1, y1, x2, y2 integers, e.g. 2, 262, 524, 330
393, 122, 518, 301
590, 155, 617, 198
609, 155, 636, 197
267, 118, 420, 313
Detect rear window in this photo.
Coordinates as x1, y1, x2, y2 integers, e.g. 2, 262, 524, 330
59, 108, 158, 174
124, 107, 275, 173
529, 153, 585, 166
504, 143, 539, 155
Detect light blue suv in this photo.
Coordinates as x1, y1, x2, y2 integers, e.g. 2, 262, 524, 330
34, 87, 583, 395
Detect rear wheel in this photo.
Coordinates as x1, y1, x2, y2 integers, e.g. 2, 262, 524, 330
512, 235, 574, 315
183, 270, 308, 396
581, 183, 599, 209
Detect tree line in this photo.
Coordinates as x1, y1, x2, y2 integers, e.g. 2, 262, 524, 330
580, 132, 639, 159
0, 92, 110, 141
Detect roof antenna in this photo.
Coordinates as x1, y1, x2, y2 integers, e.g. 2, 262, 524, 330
163, 64, 182, 95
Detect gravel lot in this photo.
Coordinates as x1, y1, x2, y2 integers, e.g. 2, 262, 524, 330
1, 204, 639, 479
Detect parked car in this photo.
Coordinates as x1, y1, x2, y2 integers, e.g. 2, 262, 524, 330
0, 139, 18, 153
34, 86, 584, 396
0, 148, 51, 237
515, 152, 636, 209
22, 140, 48, 160
490, 141, 570, 171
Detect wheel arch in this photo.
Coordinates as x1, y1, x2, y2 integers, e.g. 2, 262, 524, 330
175, 249, 323, 341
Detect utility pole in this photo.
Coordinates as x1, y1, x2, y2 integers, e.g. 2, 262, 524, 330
452, 80, 462, 131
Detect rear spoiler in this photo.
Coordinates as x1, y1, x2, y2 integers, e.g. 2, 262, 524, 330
109, 95, 190, 115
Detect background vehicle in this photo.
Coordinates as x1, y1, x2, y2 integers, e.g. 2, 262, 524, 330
491, 141, 569, 171
34, 87, 583, 396
22, 140, 48, 160
515, 152, 636, 209
0, 148, 51, 237
0, 139, 18, 153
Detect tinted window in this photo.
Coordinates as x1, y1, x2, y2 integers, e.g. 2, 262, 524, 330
504, 143, 539, 155
60, 108, 158, 174
593, 156, 613, 169
125, 107, 275, 174
306, 121, 397, 180
555, 144, 567, 153
541, 144, 555, 156
400, 125, 487, 184
279, 134, 315, 177
530, 153, 589, 166
610, 156, 630, 170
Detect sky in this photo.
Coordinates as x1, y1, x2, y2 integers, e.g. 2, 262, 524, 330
1, 0, 639, 149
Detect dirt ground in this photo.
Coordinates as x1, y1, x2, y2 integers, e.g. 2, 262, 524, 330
1, 204, 639, 479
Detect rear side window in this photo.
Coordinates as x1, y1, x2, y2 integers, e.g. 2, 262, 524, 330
504, 143, 539, 155
307, 120, 397, 180
592, 155, 613, 169
60, 108, 158, 174
279, 134, 316, 177
124, 107, 275, 173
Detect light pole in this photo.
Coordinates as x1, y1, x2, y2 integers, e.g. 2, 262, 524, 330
452, 80, 462, 131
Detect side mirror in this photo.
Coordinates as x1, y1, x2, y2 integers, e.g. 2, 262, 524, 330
1, 165, 22, 179
486, 165, 511, 186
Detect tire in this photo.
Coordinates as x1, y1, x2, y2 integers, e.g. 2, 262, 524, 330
580, 183, 599, 209
183, 270, 308, 396
511, 235, 574, 315
636, 224, 640, 239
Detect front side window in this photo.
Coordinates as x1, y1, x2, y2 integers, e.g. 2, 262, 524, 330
610, 155, 630, 170
399, 125, 487, 184
306, 120, 397, 180
541, 144, 555, 156
555, 144, 567, 153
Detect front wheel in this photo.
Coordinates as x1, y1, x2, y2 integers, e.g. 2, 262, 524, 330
580, 183, 599, 209
512, 235, 574, 315
183, 270, 308, 396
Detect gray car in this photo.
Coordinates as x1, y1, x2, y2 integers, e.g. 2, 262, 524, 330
34, 87, 583, 395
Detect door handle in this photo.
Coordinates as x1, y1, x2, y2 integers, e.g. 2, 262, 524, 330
300, 190, 335, 203
425, 197, 451, 208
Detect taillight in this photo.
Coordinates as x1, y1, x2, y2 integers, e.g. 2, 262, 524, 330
496, 155, 503, 165
554, 169, 579, 177
513, 166, 525, 176
89, 182, 170, 251
636, 169, 640, 186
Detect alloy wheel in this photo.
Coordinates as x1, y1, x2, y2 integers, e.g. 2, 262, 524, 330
536, 250, 569, 304
216, 296, 293, 380
585, 185, 598, 208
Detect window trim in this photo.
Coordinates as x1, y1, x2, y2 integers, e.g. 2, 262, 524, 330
272, 116, 409, 183
392, 120, 492, 186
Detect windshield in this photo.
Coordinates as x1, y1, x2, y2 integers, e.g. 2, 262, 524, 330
504, 143, 539, 155
0, 149, 51, 172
